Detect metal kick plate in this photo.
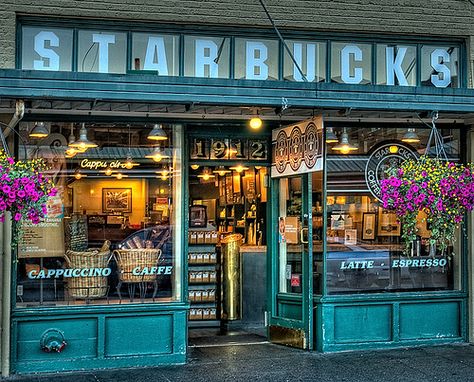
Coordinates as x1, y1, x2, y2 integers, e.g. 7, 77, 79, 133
269, 325, 305, 349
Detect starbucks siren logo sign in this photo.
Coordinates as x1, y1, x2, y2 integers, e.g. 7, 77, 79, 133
365, 141, 418, 202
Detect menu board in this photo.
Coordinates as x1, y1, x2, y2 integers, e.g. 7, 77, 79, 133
18, 193, 67, 258
64, 215, 88, 251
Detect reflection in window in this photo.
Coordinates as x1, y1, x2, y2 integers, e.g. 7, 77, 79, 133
234, 38, 279, 80
325, 126, 462, 294
184, 36, 230, 78
331, 43, 372, 85
21, 27, 73, 71
16, 122, 182, 307
78, 30, 127, 74
283, 40, 326, 82
376, 45, 416, 86
420, 46, 459, 88
131, 33, 179, 75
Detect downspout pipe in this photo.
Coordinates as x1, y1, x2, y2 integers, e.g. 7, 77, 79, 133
0, 101, 23, 378
1, 212, 11, 378
3, 100, 25, 139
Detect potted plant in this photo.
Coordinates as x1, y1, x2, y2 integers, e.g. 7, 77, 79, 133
0, 150, 57, 244
380, 156, 474, 255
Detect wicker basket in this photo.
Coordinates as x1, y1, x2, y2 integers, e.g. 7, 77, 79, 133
113, 249, 161, 283
64, 249, 112, 299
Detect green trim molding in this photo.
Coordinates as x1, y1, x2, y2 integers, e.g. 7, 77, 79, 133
2, 70, 474, 112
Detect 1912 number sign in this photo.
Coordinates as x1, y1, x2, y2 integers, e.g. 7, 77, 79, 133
190, 137, 268, 161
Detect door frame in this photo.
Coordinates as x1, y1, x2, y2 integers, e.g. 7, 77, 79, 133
267, 173, 314, 350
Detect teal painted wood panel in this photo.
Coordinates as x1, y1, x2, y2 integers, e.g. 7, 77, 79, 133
105, 315, 173, 356
277, 301, 302, 321
334, 305, 392, 343
399, 302, 460, 340
16, 318, 97, 361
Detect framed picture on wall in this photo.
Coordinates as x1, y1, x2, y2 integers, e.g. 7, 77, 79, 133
377, 208, 401, 236
362, 212, 376, 240
102, 188, 132, 213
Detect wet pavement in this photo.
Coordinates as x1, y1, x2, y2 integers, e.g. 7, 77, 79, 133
6, 340, 474, 381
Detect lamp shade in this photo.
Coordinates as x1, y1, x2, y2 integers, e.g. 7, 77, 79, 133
69, 123, 98, 149
213, 166, 231, 176
29, 122, 49, 139
325, 127, 339, 143
332, 128, 358, 154
402, 128, 420, 143
145, 146, 169, 162
147, 124, 168, 141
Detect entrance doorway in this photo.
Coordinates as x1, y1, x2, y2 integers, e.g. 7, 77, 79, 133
186, 130, 271, 347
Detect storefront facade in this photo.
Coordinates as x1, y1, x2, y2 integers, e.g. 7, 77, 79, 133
0, 0, 474, 375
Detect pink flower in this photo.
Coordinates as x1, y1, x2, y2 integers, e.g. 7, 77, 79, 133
14, 213, 21, 221
7, 158, 14, 165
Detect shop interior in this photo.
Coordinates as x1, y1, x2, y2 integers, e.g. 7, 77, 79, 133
16, 121, 180, 306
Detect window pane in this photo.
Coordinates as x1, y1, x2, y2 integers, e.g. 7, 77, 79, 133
421, 46, 459, 88
331, 42, 372, 84
235, 38, 279, 80
326, 126, 461, 294
283, 40, 326, 82
184, 36, 230, 78
131, 33, 179, 75
78, 30, 127, 74
376, 44, 416, 86
278, 177, 303, 295
312, 171, 323, 295
16, 122, 182, 306
21, 26, 73, 71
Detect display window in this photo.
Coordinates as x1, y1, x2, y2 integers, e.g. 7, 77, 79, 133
325, 126, 462, 294
15, 122, 182, 306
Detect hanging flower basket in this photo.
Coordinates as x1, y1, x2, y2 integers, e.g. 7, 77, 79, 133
380, 155, 474, 254
0, 150, 57, 245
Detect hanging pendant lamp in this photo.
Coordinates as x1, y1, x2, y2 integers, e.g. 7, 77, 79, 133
70, 123, 98, 150
325, 127, 339, 143
402, 128, 420, 143
29, 122, 49, 139
332, 128, 358, 154
147, 124, 168, 141
145, 146, 169, 162
212, 166, 231, 176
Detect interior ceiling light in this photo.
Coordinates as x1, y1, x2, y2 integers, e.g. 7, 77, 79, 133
73, 170, 85, 180
197, 167, 215, 181
229, 165, 249, 173
124, 125, 139, 169
157, 166, 170, 177
145, 146, 168, 162
29, 122, 49, 139
249, 114, 263, 130
114, 173, 128, 180
190, 164, 200, 170
69, 123, 98, 150
402, 128, 420, 143
147, 123, 168, 141
212, 166, 231, 176
65, 124, 78, 157
332, 128, 358, 154
325, 127, 339, 143
124, 155, 139, 170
